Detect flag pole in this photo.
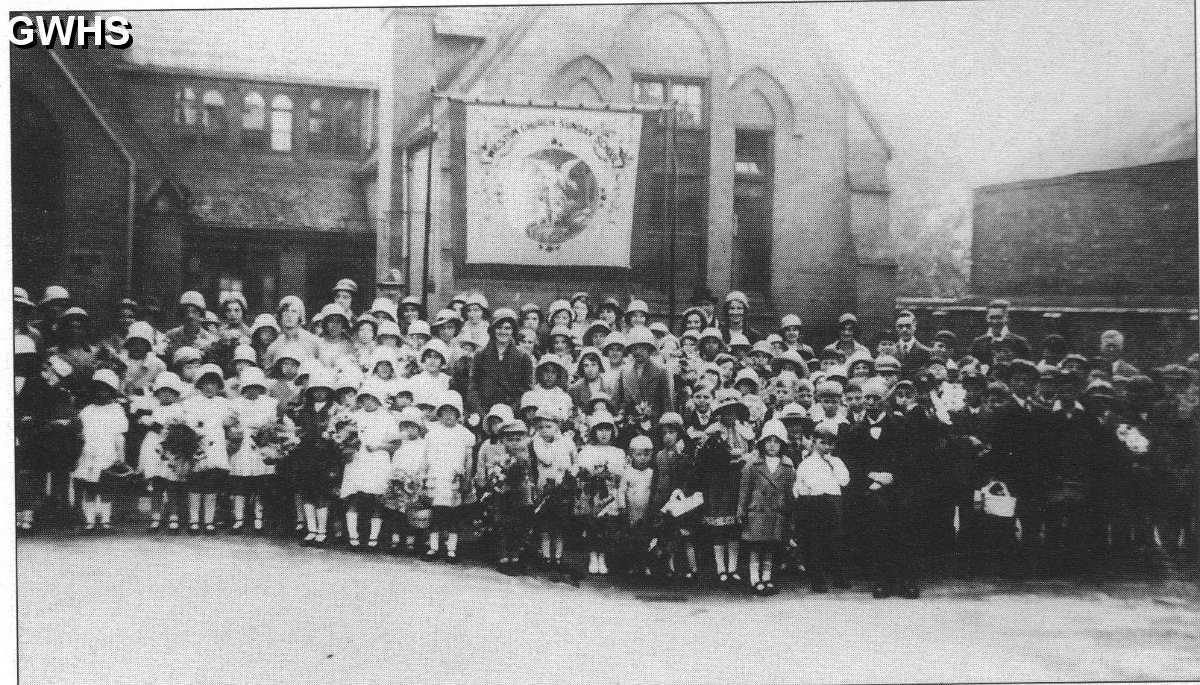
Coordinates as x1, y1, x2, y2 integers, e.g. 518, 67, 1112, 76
421, 88, 437, 313
667, 104, 679, 331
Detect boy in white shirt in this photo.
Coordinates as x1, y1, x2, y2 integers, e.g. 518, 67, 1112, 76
793, 420, 852, 592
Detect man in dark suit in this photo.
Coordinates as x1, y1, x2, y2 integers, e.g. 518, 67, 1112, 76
613, 326, 674, 421
840, 377, 921, 599
969, 299, 1032, 366
893, 310, 932, 379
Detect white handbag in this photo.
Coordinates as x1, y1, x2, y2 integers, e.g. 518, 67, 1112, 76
976, 480, 1017, 518
661, 491, 704, 518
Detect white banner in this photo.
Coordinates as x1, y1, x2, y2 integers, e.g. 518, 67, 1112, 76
466, 104, 643, 267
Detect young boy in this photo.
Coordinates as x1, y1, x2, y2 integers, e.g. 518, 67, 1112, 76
793, 420, 852, 591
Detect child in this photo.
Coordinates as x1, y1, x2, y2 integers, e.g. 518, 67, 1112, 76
361, 347, 407, 405
601, 333, 627, 388
119, 321, 166, 399
383, 406, 428, 553
530, 405, 577, 579
547, 325, 577, 373
575, 411, 626, 575
408, 341, 452, 409
620, 435, 656, 575
287, 370, 340, 545
139, 372, 187, 532
650, 412, 700, 579
738, 419, 797, 595
529, 356, 574, 419
341, 387, 401, 548
182, 363, 236, 534
683, 382, 716, 440
696, 389, 753, 586
227, 367, 280, 533
423, 390, 475, 562
490, 419, 537, 574
71, 369, 128, 532
793, 420, 852, 592
268, 348, 304, 415
812, 380, 848, 425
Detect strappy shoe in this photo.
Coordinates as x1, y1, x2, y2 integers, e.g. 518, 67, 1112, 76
348, 537, 361, 548
230, 520, 246, 534
188, 523, 201, 535
366, 538, 379, 550
167, 519, 180, 532
313, 533, 327, 546
301, 532, 317, 546
204, 523, 217, 535
764, 581, 778, 596
752, 581, 768, 596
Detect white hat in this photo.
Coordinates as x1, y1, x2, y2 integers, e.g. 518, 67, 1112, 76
624, 299, 650, 318
376, 320, 402, 339
232, 344, 257, 365
601, 331, 626, 350
486, 403, 515, 424
813, 419, 841, 439
733, 368, 761, 391
195, 363, 225, 387
15, 334, 36, 356
648, 322, 670, 337
490, 308, 519, 329
368, 346, 400, 371
535, 355, 569, 379
60, 306, 89, 321
179, 291, 206, 310
624, 326, 657, 352
724, 290, 749, 308
238, 367, 268, 392
547, 299, 573, 322
464, 293, 489, 312
436, 390, 464, 416
757, 419, 789, 445
861, 377, 889, 398
407, 320, 432, 338
317, 303, 351, 326
251, 314, 280, 337
728, 332, 751, 348
124, 321, 156, 347
775, 402, 808, 422
587, 410, 617, 431
628, 435, 654, 451
306, 369, 335, 393
14, 287, 34, 308
397, 406, 427, 428
420, 339, 449, 363
219, 291, 248, 310
40, 285, 69, 305
172, 346, 203, 366
92, 368, 121, 393
698, 327, 724, 345
574, 347, 608, 376
47, 355, 73, 379
356, 386, 389, 406
277, 295, 307, 324
816, 380, 845, 397
457, 327, 490, 349
549, 324, 574, 340
519, 390, 541, 410
333, 278, 358, 294
152, 372, 185, 395
370, 297, 399, 321
780, 313, 803, 330
498, 419, 529, 435
377, 268, 404, 287
432, 309, 462, 329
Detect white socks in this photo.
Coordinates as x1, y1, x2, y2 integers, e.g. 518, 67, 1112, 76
203, 494, 216, 524
447, 533, 458, 556
346, 510, 359, 541
369, 517, 382, 542
315, 507, 328, 536
429, 531, 440, 552
749, 550, 761, 585
727, 541, 740, 573
303, 503, 317, 535
713, 544, 727, 575
189, 493, 202, 524
232, 495, 246, 522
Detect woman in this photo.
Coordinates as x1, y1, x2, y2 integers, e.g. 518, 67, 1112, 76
214, 292, 253, 373
264, 296, 320, 371
720, 291, 763, 344
467, 307, 534, 416
679, 306, 709, 337
49, 307, 99, 393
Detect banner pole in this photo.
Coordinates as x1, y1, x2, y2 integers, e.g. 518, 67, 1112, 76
667, 105, 679, 330
421, 94, 437, 313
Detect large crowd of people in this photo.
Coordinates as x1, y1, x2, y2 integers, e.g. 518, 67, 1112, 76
13, 277, 1199, 598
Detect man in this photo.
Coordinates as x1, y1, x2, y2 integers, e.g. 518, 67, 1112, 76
613, 325, 674, 421
894, 310, 932, 379
825, 313, 872, 361
840, 377, 921, 599
375, 268, 407, 306
1096, 329, 1140, 378
969, 299, 1032, 366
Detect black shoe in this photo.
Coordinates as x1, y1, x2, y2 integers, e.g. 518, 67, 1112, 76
811, 581, 829, 593
871, 585, 891, 599
764, 581, 779, 596
445, 553, 459, 564
899, 582, 920, 599
832, 576, 852, 590
423, 549, 439, 561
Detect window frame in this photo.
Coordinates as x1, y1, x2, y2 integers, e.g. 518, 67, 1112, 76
631, 74, 708, 129
269, 94, 294, 152
200, 88, 227, 140
241, 90, 268, 149
172, 86, 199, 142
307, 97, 332, 153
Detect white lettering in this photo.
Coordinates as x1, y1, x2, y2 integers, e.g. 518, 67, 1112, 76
104, 16, 132, 48
9, 16, 35, 47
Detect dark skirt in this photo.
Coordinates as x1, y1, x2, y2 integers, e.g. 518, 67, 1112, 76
187, 468, 229, 493
288, 443, 343, 500
741, 508, 789, 543
703, 474, 740, 529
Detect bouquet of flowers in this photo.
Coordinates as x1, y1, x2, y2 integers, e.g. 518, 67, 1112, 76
160, 419, 203, 478
324, 412, 361, 462
254, 419, 300, 465
1116, 423, 1150, 455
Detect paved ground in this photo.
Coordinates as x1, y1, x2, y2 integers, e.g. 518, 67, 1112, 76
16, 534, 1200, 684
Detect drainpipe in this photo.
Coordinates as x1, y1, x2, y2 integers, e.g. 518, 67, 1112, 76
48, 50, 138, 295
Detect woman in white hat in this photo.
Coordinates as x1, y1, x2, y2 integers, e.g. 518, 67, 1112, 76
72, 369, 129, 532
315, 303, 354, 370
340, 386, 402, 548
49, 307, 99, 391
181, 363, 236, 534
263, 296, 320, 372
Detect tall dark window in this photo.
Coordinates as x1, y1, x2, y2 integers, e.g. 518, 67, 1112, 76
173, 87, 198, 127
270, 95, 293, 152
733, 129, 774, 292
633, 76, 706, 128
333, 99, 360, 154
307, 98, 331, 152
200, 89, 226, 139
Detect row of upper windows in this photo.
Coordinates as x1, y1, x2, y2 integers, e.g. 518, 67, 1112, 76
172, 86, 364, 154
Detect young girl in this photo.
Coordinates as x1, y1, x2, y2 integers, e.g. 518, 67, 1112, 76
139, 372, 187, 532
738, 420, 797, 596
530, 406, 577, 578
601, 334, 626, 388
696, 389, 752, 586
361, 347, 407, 406
287, 370, 339, 545
383, 406, 428, 553
575, 411, 626, 575
350, 315, 378, 371
459, 293, 490, 346
793, 420, 852, 592
408, 341, 452, 410
547, 326, 577, 373
423, 391, 475, 562
229, 367, 278, 533
341, 387, 401, 548
529, 356, 573, 419
72, 369, 128, 532
182, 363, 236, 534
249, 314, 280, 367
119, 321, 166, 399
650, 412, 700, 580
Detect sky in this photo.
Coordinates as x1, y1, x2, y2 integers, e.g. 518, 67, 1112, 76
119, 0, 1195, 189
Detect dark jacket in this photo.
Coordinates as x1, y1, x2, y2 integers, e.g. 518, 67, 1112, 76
840, 413, 913, 495
468, 340, 534, 416
612, 359, 674, 419
969, 332, 1032, 366
894, 339, 933, 378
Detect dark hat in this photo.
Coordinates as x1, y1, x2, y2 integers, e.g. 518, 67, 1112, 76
1062, 352, 1090, 368
933, 330, 958, 346
689, 287, 716, 306
1009, 359, 1039, 380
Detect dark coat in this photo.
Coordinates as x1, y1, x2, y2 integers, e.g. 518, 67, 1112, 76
737, 457, 797, 542
969, 332, 1032, 366
986, 399, 1053, 502
651, 442, 698, 513
468, 340, 534, 416
894, 339, 933, 378
612, 359, 674, 419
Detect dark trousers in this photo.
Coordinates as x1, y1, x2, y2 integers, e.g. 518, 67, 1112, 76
863, 486, 918, 587
796, 495, 847, 586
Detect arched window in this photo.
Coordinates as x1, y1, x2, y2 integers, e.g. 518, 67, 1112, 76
270, 94, 293, 152
173, 87, 197, 127
307, 98, 331, 152
334, 99, 360, 154
241, 91, 266, 148
201, 89, 225, 137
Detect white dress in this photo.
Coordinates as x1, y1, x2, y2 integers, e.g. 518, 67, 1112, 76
620, 465, 656, 527
423, 423, 476, 507
340, 408, 400, 498
182, 394, 234, 473
530, 434, 576, 488
139, 401, 185, 482
72, 403, 129, 482
407, 371, 450, 409
229, 395, 279, 478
